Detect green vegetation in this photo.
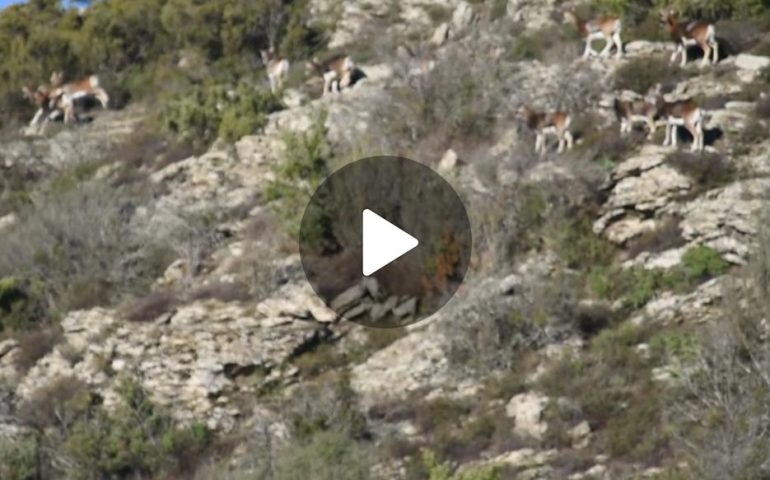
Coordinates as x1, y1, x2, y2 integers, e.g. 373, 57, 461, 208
163, 80, 283, 145
613, 57, 686, 94
588, 245, 729, 310
0, 277, 47, 333
509, 25, 578, 62
421, 449, 502, 480
539, 322, 668, 462
592, 0, 770, 21
12, 377, 211, 479
0, 0, 325, 132
0, 436, 40, 480
267, 110, 333, 239
59, 380, 210, 477
275, 430, 371, 480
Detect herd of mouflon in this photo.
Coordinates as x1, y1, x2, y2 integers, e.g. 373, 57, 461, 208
21, 7, 739, 155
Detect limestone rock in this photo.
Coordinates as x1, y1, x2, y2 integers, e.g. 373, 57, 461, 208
0, 213, 17, 231
451, 1, 474, 32
438, 148, 460, 173
608, 165, 691, 212
506, 392, 549, 439
679, 179, 770, 264
431, 22, 451, 47
736, 53, 770, 71
569, 421, 592, 449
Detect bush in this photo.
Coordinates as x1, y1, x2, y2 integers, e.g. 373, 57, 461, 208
0, 436, 40, 480
681, 245, 730, 281
509, 25, 577, 63
267, 110, 333, 238
0, 0, 325, 126
663, 0, 770, 19
374, 44, 508, 147
593, 0, 769, 23
548, 215, 616, 270
626, 217, 686, 259
0, 277, 47, 332
57, 378, 211, 478
12, 376, 212, 479
283, 374, 368, 441
163, 80, 283, 145
613, 58, 686, 94
13, 327, 61, 373
589, 245, 728, 310
667, 151, 737, 193
124, 291, 181, 323
539, 322, 668, 462
420, 449, 501, 480
0, 179, 215, 314
274, 430, 371, 480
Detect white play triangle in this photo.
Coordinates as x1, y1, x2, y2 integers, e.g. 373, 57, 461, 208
362, 209, 419, 276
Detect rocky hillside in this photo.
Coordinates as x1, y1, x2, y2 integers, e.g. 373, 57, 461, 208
4, 1, 770, 479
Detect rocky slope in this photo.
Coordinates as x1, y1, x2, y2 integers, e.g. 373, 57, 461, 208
3, 1, 770, 479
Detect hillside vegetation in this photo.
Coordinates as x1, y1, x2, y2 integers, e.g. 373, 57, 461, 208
3, 0, 770, 479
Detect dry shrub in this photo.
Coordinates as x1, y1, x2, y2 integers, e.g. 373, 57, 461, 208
0, 180, 218, 313
666, 151, 737, 192
372, 43, 510, 149
125, 291, 180, 323
17, 376, 90, 430
14, 326, 62, 373
108, 129, 201, 180
626, 217, 686, 258
188, 281, 251, 303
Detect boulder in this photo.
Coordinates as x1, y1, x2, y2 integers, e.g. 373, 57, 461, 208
735, 53, 770, 71
431, 22, 451, 47
506, 392, 549, 439
438, 148, 460, 173
451, 1, 474, 32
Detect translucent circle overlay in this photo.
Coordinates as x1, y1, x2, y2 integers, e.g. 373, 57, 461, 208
299, 156, 472, 328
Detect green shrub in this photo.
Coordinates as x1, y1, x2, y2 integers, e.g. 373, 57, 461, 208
681, 245, 730, 281
0, 436, 40, 480
163, 81, 282, 145
421, 449, 501, 480
284, 373, 368, 442
548, 215, 616, 270
58, 378, 211, 478
650, 331, 699, 364
267, 110, 333, 238
275, 430, 371, 480
613, 58, 685, 94
663, 0, 770, 19
0, 277, 47, 332
0, 0, 326, 126
539, 322, 668, 462
589, 246, 728, 310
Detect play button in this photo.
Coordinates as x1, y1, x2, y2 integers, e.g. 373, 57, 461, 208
362, 209, 419, 276
299, 156, 472, 328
